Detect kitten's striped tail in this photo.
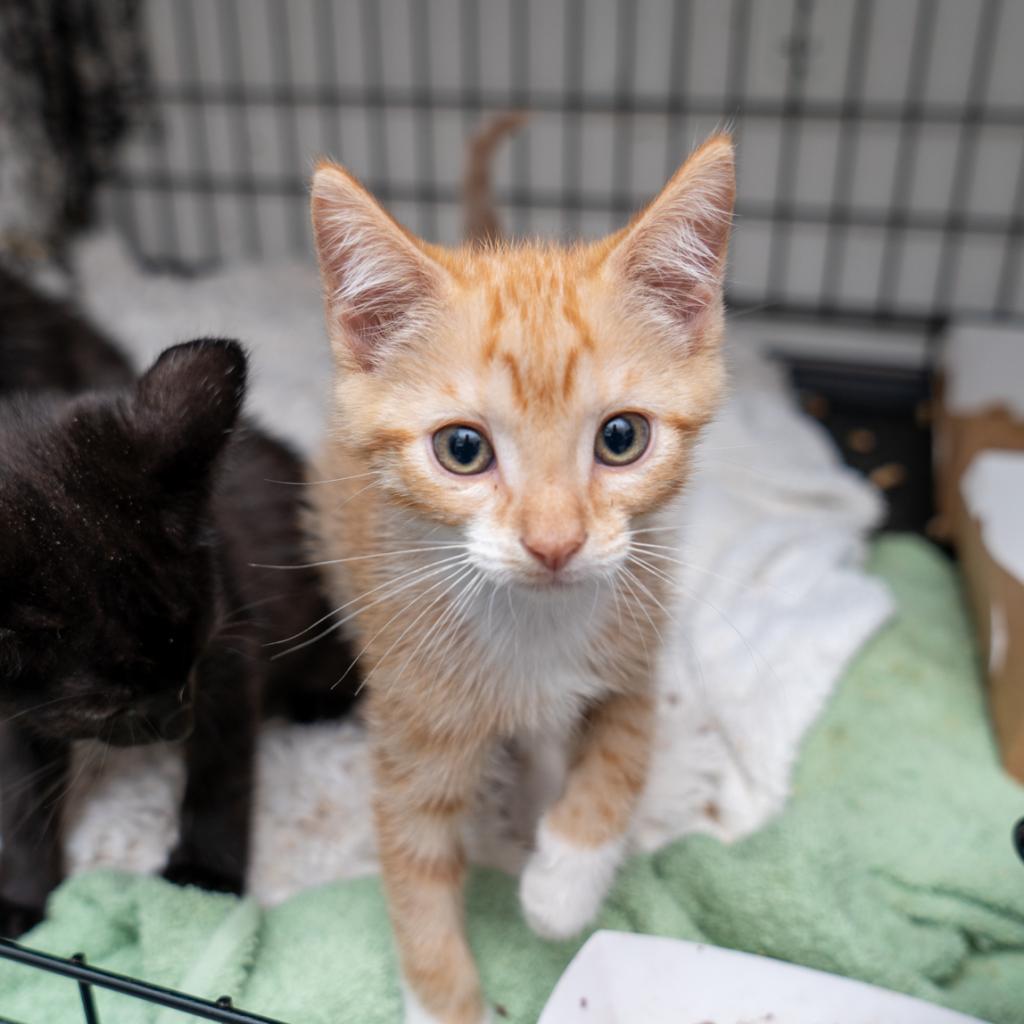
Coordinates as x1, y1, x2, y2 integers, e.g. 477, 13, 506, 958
462, 111, 527, 245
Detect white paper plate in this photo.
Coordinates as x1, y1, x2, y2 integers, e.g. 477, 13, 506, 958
538, 931, 986, 1024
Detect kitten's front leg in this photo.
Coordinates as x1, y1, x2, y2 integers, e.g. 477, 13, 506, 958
373, 720, 491, 1024
163, 647, 259, 894
519, 688, 653, 941
0, 724, 69, 936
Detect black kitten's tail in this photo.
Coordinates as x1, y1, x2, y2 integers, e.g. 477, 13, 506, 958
462, 111, 527, 246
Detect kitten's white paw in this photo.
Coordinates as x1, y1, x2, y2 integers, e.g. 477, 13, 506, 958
519, 820, 625, 941
401, 979, 492, 1024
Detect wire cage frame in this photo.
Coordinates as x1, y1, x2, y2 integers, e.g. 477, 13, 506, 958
0, 940, 289, 1024
3, 0, 1024, 1017
99, 0, 1024, 333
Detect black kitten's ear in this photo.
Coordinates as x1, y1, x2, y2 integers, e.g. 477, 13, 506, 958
0, 628, 20, 679
134, 339, 247, 483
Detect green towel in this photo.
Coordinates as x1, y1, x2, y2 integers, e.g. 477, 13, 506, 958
2, 536, 1022, 1023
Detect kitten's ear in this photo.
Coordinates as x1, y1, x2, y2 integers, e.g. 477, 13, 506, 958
133, 339, 247, 483
310, 162, 447, 371
607, 133, 735, 335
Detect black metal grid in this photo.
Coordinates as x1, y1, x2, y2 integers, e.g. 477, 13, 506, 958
101, 0, 1024, 331
0, 939, 288, 1024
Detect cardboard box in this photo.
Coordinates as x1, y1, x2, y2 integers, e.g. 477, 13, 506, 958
936, 323, 1024, 782
958, 454, 1024, 781
934, 324, 1024, 538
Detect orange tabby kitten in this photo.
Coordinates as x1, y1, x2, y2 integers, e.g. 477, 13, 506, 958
308, 133, 735, 1024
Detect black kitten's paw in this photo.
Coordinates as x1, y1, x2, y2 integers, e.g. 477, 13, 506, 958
0, 896, 44, 938
162, 859, 244, 896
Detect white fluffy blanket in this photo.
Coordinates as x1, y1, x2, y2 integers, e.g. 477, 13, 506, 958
50, 236, 892, 904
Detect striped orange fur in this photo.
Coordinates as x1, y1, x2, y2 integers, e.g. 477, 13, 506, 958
308, 133, 735, 1024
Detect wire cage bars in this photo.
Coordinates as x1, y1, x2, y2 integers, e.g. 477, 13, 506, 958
0, 1, 1022, 1016
99, 0, 1024, 332
0, 940, 288, 1024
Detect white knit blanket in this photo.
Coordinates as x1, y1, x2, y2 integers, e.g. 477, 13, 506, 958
48, 235, 893, 904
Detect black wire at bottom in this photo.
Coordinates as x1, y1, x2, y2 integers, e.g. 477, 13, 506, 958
0, 940, 289, 1024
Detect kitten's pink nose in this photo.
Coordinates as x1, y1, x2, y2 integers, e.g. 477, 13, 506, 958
521, 532, 586, 573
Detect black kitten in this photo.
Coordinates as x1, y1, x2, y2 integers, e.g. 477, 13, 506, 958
0, 280, 359, 936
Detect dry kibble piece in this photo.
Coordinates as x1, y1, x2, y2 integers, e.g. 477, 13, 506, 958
846, 427, 877, 454
802, 393, 829, 419
869, 462, 907, 490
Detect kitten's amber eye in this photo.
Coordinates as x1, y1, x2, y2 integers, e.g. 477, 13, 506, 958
595, 413, 650, 466
433, 425, 494, 475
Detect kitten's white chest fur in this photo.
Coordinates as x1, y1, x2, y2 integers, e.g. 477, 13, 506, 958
464, 579, 616, 733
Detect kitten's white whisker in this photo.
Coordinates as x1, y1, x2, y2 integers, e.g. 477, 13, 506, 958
264, 473, 385, 510
609, 572, 626, 633
619, 567, 663, 642
347, 565, 477, 691
264, 470, 381, 486
398, 568, 484, 690
0, 692, 86, 727
354, 564, 478, 695
505, 585, 521, 633
398, 593, 462, 684
252, 544, 465, 572
271, 556, 469, 659
396, 571, 473, 674
636, 552, 785, 693
218, 593, 287, 630
626, 554, 678, 592
588, 576, 603, 626
268, 471, 385, 487
725, 300, 775, 321
2, 759, 67, 800
276, 560, 469, 664
334, 478, 384, 508
416, 567, 484, 665
622, 559, 673, 628
504, 585, 521, 664
266, 553, 467, 646
34, 739, 100, 841
630, 542, 792, 598
613, 567, 644, 636
433, 574, 489, 682
486, 578, 501, 637
616, 570, 657, 673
